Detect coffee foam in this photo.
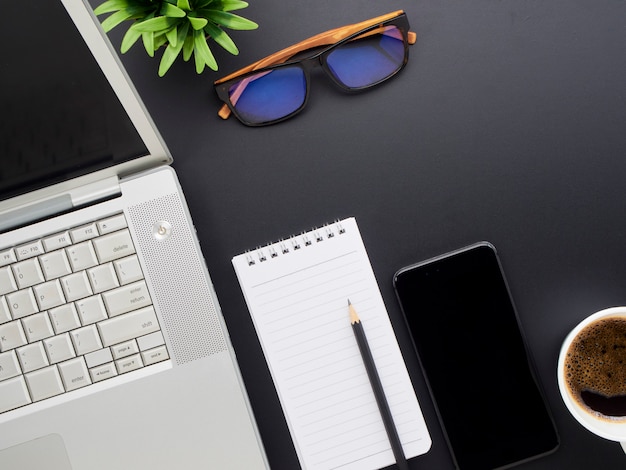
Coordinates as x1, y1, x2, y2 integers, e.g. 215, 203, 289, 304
564, 316, 626, 421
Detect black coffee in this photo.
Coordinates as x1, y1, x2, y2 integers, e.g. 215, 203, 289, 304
564, 316, 626, 421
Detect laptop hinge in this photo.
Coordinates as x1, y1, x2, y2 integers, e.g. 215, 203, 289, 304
0, 176, 121, 233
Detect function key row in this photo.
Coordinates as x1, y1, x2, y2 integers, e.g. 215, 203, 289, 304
0, 214, 128, 266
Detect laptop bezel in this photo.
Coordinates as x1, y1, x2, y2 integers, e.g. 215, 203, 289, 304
0, 0, 172, 218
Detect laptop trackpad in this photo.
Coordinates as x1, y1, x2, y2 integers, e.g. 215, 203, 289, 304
0, 434, 72, 470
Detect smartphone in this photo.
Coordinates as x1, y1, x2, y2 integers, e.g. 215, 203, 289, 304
393, 242, 559, 470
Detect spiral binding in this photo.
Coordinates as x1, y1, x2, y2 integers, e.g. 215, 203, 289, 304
246, 220, 346, 266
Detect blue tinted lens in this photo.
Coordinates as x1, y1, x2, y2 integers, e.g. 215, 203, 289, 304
229, 67, 307, 124
325, 26, 405, 89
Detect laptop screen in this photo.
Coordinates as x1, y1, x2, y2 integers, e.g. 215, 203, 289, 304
0, 1, 148, 201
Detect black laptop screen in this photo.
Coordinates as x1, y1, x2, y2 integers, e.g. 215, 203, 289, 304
0, 1, 148, 201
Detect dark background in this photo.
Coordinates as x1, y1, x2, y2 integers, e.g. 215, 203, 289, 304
97, 0, 626, 468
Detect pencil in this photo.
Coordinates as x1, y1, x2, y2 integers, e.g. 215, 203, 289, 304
348, 300, 410, 470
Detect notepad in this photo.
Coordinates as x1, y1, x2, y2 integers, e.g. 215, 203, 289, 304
232, 217, 431, 470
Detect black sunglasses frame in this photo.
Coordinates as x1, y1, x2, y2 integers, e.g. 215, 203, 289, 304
214, 13, 412, 126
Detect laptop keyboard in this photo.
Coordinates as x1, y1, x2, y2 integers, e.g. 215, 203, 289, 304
0, 213, 169, 414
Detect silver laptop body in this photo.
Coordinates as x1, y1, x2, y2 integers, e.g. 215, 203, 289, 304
0, 1, 268, 468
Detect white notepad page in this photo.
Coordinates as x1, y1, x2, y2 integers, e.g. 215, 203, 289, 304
232, 217, 431, 470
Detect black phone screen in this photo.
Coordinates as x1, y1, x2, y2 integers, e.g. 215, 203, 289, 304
393, 243, 558, 469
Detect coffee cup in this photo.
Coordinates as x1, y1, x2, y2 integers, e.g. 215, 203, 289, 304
557, 306, 626, 452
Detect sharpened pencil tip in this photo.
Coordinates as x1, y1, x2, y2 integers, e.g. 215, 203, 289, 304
348, 299, 360, 324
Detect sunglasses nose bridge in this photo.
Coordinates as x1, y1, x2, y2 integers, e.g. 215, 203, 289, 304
299, 55, 323, 75
300, 54, 338, 90
293, 56, 327, 97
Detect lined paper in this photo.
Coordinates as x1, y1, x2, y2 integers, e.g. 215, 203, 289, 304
232, 218, 431, 470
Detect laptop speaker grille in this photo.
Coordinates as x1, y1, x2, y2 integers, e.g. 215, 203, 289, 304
127, 193, 228, 364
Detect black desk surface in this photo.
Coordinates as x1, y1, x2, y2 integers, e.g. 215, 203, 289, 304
104, 0, 626, 467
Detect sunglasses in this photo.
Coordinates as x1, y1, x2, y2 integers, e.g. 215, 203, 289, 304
213, 10, 416, 126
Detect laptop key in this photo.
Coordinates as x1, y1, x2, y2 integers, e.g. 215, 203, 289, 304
0, 297, 11, 324
89, 362, 117, 383
17, 342, 49, 373
12, 258, 45, 289
48, 304, 81, 334
66, 241, 98, 272
58, 357, 92, 392
75, 295, 107, 326
33, 280, 66, 311
102, 280, 151, 317
84, 347, 113, 368
0, 249, 17, 268
97, 306, 160, 347
137, 331, 165, 351
111, 339, 139, 360
42, 231, 72, 252
141, 345, 169, 366
0, 266, 17, 295
0, 376, 31, 413
25, 365, 65, 401
0, 320, 27, 352
69, 223, 99, 243
39, 250, 72, 280
96, 214, 127, 235
43, 333, 76, 364
0, 350, 21, 380
87, 263, 119, 294
60, 271, 93, 302
22, 312, 55, 343
6, 288, 39, 319
115, 353, 143, 374
70, 325, 103, 356
92, 229, 136, 263
15, 240, 44, 261
113, 255, 143, 285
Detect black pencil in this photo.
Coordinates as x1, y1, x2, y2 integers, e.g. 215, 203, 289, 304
348, 300, 410, 470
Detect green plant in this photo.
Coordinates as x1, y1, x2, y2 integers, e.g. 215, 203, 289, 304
94, 0, 258, 76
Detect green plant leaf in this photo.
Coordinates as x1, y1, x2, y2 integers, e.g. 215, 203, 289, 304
194, 29, 217, 73
131, 16, 179, 33
177, 0, 192, 11
154, 33, 169, 49
203, 10, 258, 30
178, 23, 190, 45
165, 26, 178, 46
159, 25, 188, 76
141, 31, 155, 56
182, 34, 195, 61
193, 52, 204, 74
132, 12, 157, 54
120, 25, 143, 53
93, 0, 130, 16
203, 22, 238, 55
218, 0, 250, 13
100, 9, 136, 32
161, 3, 186, 18
188, 16, 209, 30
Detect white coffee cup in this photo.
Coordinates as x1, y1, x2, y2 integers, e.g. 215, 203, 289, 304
557, 306, 626, 453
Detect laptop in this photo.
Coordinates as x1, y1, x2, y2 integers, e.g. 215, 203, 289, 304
0, 1, 268, 469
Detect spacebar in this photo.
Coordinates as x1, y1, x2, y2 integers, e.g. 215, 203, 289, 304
97, 307, 160, 347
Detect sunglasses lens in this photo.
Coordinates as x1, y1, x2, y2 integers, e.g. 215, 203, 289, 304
228, 66, 307, 125
325, 25, 406, 89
